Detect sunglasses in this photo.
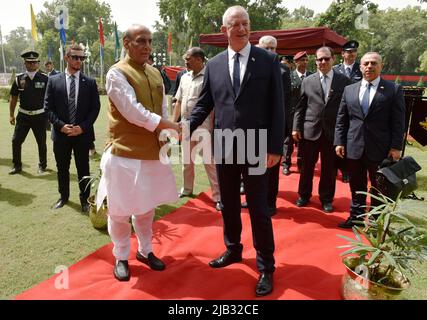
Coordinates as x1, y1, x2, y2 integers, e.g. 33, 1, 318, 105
69, 55, 86, 61
316, 57, 331, 62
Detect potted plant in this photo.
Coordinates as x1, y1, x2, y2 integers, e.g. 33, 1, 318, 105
338, 191, 427, 300
82, 169, 108, 230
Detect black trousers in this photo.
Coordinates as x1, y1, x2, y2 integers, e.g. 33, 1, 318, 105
12, 112, 47, 169
53, 137, 90, 204
347, 156, 382, 217
282, 134, 302, 169
267, 157, 281, 208
216, 163, 275, 273
298, 133, 337, 203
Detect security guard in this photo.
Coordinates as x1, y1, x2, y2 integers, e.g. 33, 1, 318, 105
333, 40, 362, 83
9, 50, 48, 174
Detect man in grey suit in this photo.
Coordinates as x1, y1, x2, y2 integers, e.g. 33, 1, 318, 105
334, 52, 405, 228
189, 6, 284, 297
292, 47, 351, 213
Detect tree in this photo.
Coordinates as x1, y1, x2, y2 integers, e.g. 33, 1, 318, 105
281, 6, 316, 30
419, 50, 427, 72
3, 27, 32, 73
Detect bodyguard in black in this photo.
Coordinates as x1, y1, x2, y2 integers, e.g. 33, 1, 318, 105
9, 50, 48, 175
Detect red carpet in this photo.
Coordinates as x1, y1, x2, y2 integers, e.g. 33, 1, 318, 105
16, 167, 354, 300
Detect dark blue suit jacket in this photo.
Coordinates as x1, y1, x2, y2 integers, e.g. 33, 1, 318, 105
44, 72, 100, 142
334, 78, 405, 162
333, 62, 362, 83
190, 45, 285, 159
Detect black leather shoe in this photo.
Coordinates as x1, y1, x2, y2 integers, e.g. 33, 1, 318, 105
296, 197, 309, 207
269, 206, 277, 216
342, 172, 349, 183
9, 167, 22, 175
215, 201, 224, 211
338, 217, 363, 229
81, 203, 90, 214
322, 202, 333, 213
136, 251, 165, 271
52, 198, 68, 209
255, 272, 273, 297
114, 260, 130, 281
241, 201, 248, 208
209, 251, 242, 268
282, 167, 291, 175
240, 183, 245, 195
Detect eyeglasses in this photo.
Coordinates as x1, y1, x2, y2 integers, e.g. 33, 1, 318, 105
316, 57, 331, 62
69, 55, 86, 61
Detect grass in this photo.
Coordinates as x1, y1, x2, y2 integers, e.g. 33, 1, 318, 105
0, 96, 426, 300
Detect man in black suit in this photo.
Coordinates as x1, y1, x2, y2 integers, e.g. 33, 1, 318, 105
293, 47, 351, 213
44, 44, 100, 213
282, 51, 313, 175
45, 60, 59, 77
333, 40, 362, 183
335, 52, 405, 228
189, 6, 284, 297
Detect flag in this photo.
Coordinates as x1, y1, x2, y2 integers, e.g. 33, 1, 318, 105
85, 40, 91, 63
167, 32, 172, 53
48, 46, 53, 60
114, 22, 120, 61
30, 4, 38, 42
59, 43, 63, 61
59, 9, 66, 46
99, 18, 105, 58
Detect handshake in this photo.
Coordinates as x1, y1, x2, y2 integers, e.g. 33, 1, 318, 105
156, 118, 188, 143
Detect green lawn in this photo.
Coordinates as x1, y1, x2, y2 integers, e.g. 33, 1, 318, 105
0, 96, 426, 299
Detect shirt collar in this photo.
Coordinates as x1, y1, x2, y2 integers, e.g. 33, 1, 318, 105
228, 42, 251, 59
26, 70, 37, 79
343, 62, 355, 70
191, 66, 205, 78
319, 69, 334, 79
296, 70, 306, 78
362, 76, 381, 88
65, 70, 80, 80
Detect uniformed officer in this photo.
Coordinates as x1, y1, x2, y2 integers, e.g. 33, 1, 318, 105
8, 50, 49, 174
333, 40, 362, 83
333, 41, 362, 183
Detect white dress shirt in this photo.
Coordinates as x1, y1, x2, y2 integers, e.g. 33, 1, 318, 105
227, 42, 251, 86
65, 70, 80, 108
359, 76, 381, 108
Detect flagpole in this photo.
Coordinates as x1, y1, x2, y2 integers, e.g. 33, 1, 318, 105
100, 43, 104, 88
0, 25, 7, 73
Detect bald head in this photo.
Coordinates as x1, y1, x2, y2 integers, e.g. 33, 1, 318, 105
124, 24, 151, 41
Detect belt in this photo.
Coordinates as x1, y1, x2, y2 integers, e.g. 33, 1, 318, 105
19, 108, 45, 115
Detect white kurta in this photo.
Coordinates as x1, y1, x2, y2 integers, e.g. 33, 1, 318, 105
97, 68, 178, 216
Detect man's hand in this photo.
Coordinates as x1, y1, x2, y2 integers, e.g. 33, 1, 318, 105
266, 153, 281, 168
60, 124, 74, 135
336, 145, 345, 158
68, 125, 83, 137
388, 148, 402, 161
9, 116, 15, 125
292, 130, 301, 142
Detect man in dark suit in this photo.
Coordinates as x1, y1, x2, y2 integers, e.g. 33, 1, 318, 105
189, 6, 284, 297
292, 47, 351, 213
333, 40, 362, 183
282, 51, 313, 175
44, 44, 100, 213
334, 52, 405, 228
45, 60, 59, 77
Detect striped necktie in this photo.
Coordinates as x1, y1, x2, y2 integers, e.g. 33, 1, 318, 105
69, 75, 76, 124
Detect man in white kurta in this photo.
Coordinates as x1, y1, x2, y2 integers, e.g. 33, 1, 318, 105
98, 24, 180, 281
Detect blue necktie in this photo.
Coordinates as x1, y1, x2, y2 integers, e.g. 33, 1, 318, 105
361, 83, 372, 116
69, 75, 76, 124
233, 52, 240, 96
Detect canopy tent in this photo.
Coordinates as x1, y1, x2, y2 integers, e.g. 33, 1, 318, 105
199, 27, 348, 55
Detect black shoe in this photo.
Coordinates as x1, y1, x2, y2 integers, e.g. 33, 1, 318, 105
240, 182, 245, 195
296, 197, 309, 207
338, 217, 363, 229
114, 260, 130, 281
52, 198, 68, 210
209, 251, 242, 268
37, 166, 46, 174
322, 202, 333, 213
268, 206, 277, 216
241, 201, 248, 208
282, 167, 291, 175
81, 203, 90, 214
342, 172, 349, 183
178, 191, 193, 198
136, 251, 165, 271
9, 167, 22, 175
255, 272, 273, 297
215, 201, 223, 211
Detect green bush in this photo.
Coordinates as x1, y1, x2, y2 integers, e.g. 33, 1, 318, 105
0, 86, 10, 102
